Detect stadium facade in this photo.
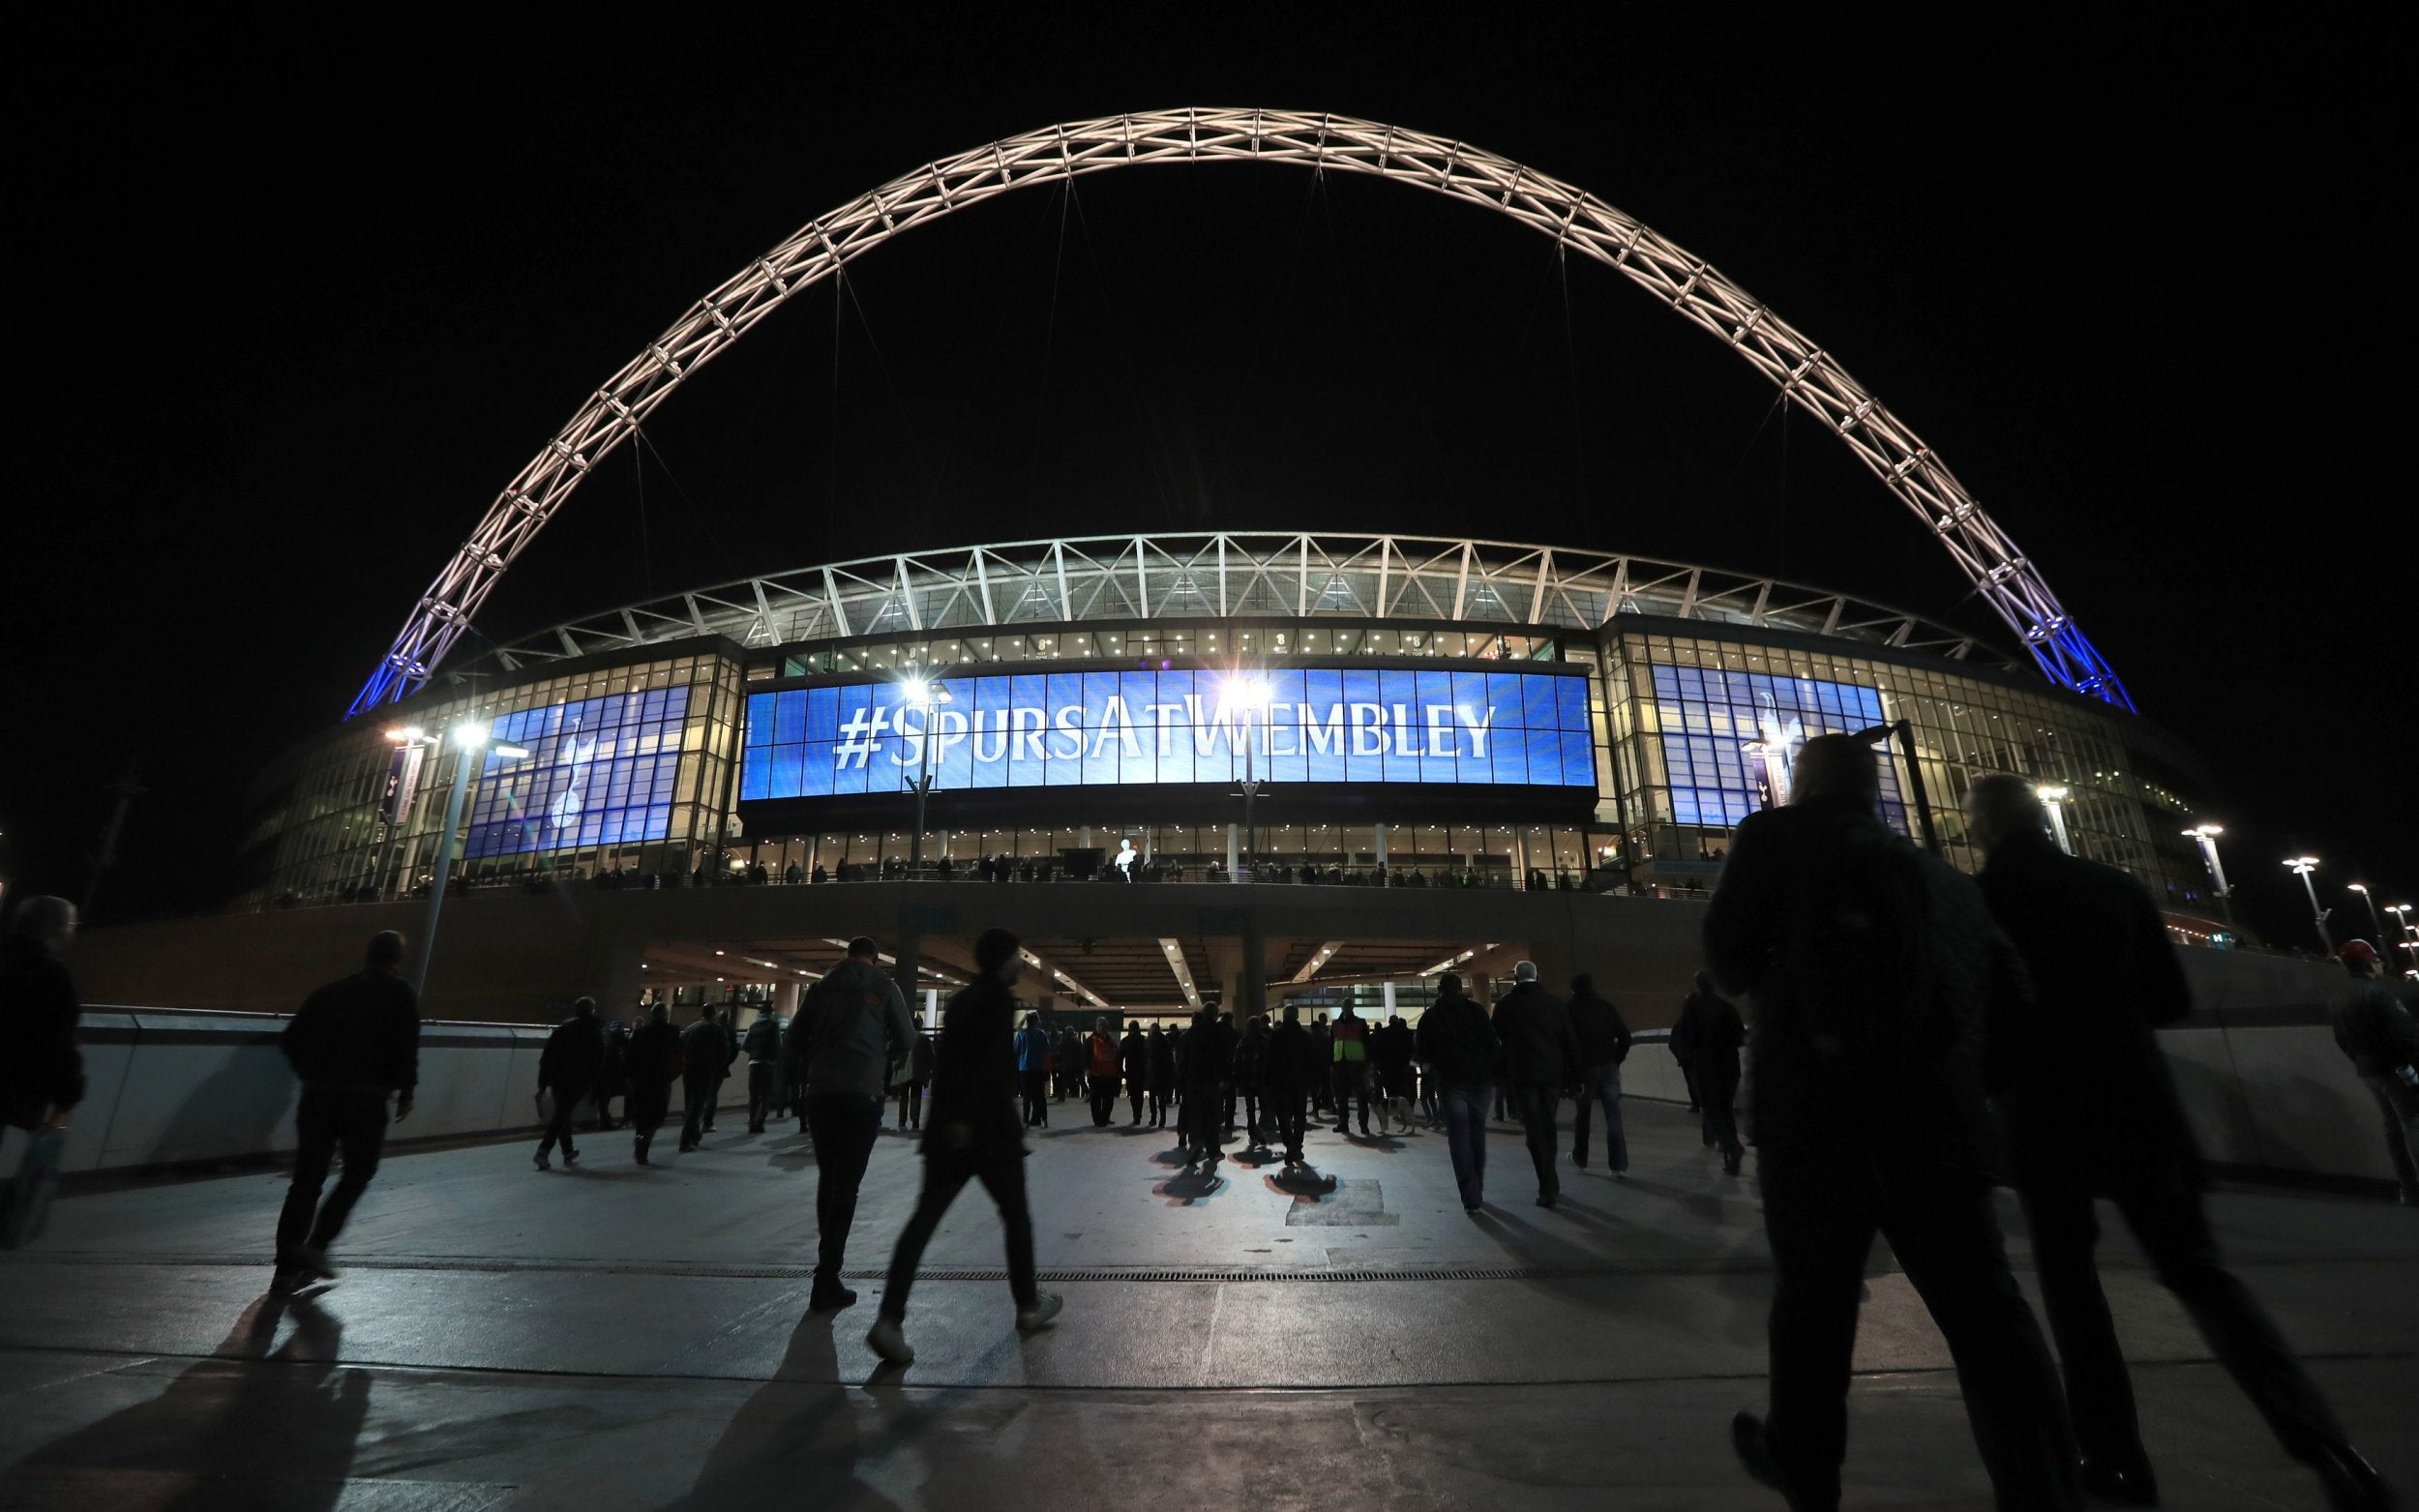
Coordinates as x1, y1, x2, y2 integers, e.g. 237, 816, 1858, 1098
236, 532, 2229, 941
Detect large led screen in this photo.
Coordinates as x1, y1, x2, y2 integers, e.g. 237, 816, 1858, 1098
464, 686, 692, 858
740, 667, 1596, 800
1646, 663, 1907, 832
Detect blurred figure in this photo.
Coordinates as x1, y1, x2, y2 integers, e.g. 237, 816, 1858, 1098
273, 931, 419, 1287
743, 1008, 784, 1134
1120, 1021, 1150, 1125
2333, 939, 2419, 1207
593, 1020, 629, 1131
1015, 1014, 1051, 1127
0, 896, 83, 1137
1372, 1013, 1418, 1136
533, 996, 604, 1170
866, 928, 1062, 1365
1147, 1023, 1177, 1129
1234, 1013, 1272, 1146
897, 1025, 935, 1132
1086, 1018, 1121, 1126
1672, 971, 1746, 1172
1706, 734, 2075, 1512
626, 1003, 680, 1165
1416, 972, 1500, 1212
1566, 974, 1632, 1174
1180, 1003, 1239, 1172
1329, 1003, 1371, 1136
678, 1006, 733, 1152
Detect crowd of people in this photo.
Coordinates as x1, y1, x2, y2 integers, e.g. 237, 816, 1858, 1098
5, 733, 2414, 1510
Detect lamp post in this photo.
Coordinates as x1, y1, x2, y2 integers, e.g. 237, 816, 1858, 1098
2183, 823, 2234, 927
2388, 904, 2416, 976
1848, 720, 1941, 855
2346, 882, 2387, 952
2285, 856, 2332, 954
1219, 673, 1271, 882
409, 720, 531, 994
901, 675, 952, 873
2034, 785, 2075, 856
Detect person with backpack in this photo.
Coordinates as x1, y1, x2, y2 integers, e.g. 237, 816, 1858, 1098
533, 996, 604, 1170
1705, 734, 2076, 1512
1671, 971, 1746, 1171
1566, 974, 1632, 1174
272, 930, 419, 1286
1015, 1014, 1051, 1127
743, 1008, 785, 1134
864, 928, 1063, 1365
797, 936, 913, 1314
626, 1002, 681, 1165
1968, 773, 2393, 1510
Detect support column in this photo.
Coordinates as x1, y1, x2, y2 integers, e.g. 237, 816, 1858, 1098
1382, 980, 1396, 1019
1226, 822, 1239, 875
1239, 914, 1266, 1023
891, 932, 923, 1015
1375, 822, 1389, 866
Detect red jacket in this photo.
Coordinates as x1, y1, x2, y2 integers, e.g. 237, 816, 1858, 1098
1087, 1033, 1120, 1078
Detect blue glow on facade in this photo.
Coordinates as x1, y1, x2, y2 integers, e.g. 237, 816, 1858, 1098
1646, 664, 1907, 833
465, 687, 692, 858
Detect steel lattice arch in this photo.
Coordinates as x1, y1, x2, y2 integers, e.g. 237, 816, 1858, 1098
350, 106, 2132, 718
458, 532, 1998, 679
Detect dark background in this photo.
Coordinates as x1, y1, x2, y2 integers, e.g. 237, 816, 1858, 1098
5, 7, 2407, 955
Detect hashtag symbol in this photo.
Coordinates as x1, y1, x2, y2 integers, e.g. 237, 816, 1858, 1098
834, 706, 884, 770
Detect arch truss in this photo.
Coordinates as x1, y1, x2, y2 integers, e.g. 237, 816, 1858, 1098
350, 107, 2131, 717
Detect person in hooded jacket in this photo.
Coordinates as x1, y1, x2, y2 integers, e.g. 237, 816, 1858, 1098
534, 997, 605, 1170
1491, 962, 1580, 1207
1566, 973, 1633, 1174
1120, 1023, 1150, 1124
1146, 1023, 1177, 1128
1179, 1005, 1239, 1171
865, 927, 1063, 1365
625, 1002, 681, 1165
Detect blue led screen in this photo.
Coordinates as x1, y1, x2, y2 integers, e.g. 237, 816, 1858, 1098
740, 667, 1596, 800
464, 687, 692, 858
1646, 664, 1907, 832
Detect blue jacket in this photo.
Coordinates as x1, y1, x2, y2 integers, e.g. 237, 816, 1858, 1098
1015, 1024, 1051, 1073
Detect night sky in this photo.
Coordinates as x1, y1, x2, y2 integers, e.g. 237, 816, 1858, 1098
7, 8, 2407, 956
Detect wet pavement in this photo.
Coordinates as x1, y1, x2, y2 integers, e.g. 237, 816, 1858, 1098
2, 1095, 2412, 1508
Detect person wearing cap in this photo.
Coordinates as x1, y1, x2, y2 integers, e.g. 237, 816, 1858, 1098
866, 927, 1062, 1365
2333, 938, 2419, 1207
1491, 961, 1580, 1207
799, 935, 914, 1314
1968, 773, 2393, 1509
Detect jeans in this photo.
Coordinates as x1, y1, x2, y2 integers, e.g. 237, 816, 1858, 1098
746, 1064, 780, 1131
2365, 1073, 2419, 1196
896, 1080, 926, 1130
1511, 1085, 1561, 1201
680, 1073, 719, 1147
276, 1088, 388, 1266
1760, 1135, 2076, 1512
1330, 1061, 1369, 1131
803, 1093, 884, 1286
1570, 1061, 1628, 1171
537, 1084, 587, 1159
879, 1148, 1037, 1319
1442, 1084, 1491, 1207
2020, 1164, 2350, 1474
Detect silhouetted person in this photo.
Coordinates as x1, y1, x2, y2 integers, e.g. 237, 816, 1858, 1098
897, 1026, 935, 1131
1180, 1004, 1239, 1171
1370, 1013, 1417, 1135
533, 996, 604, 1170
1705, 734, 2076, 1512
1671, 970, 1746, 1171
1086, 1018, 1121, 1126
866, 928, 1063, 1364
1968, 773, 2394, 1509
1329, 1003, 1372, 1135
1, 896, 83, 1139
594, 1023, 628, 1130
1417, 972, 1501, 1211
1147, 1023, 1177, 1128
678, 1006, 733, 1151
799, 935, 912, 1313
1266, 1005, 1318, 1166
626, 1003, 679, 1164
273, 931, 419, 1286
1668, 1001, 1704, 1113
1234, 1014, 1273, 1145
1566, 973, 1632, 1173
1120, 1023, 1149, 1123
2333, 938, 2419, 1207
1492, 961, 1579, 1207
744, 1008, 784, 1134
1015, 1014, 1051, 1127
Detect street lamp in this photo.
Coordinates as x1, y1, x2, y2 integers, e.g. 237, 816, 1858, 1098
2347, 882, 2387, 952
900, 675, 952, 873
2285, 855, 2332, 954
2183, 823, 2234, 927
409, 720, 532, 993
2034, 785, 2075, 855
2388, 904, 2417, 976
1218, 673, 1272, 882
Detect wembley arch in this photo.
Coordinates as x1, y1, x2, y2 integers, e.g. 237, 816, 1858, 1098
348, 106, 2132, 719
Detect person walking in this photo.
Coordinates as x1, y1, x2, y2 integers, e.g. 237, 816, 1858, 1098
799, 936, 913, 1314
2333, 939, 2419, 1207
1234, 1014, 1272, 1147
625, 1002, 681, 1165
1266, 1005, 1318, 1167
744, 1008, 785, 1134
1705, 734, 2076, 1512
593, 1021, 629, 1131
677, 1006, 733, 1152
1015, 1014, 1051, 1127
272, 931, 419, 1286
1416, 972, 1501, 1212
1179, 1002, 1239, 1172
533, 997, 604, 1170
1372, 1013, 1417, 1136
865, 928, 1063, 1364
1054, 1029, 1081, 1105
1120, 1022, 1150, 1125
1567, 974, 1633, 1174
1671, 972, 1747, 1172
897, 1026, 936, 1132
1309, 1015, 1332, 1117
1146, 1023, 1177, 1129
1492, 962, 1579, 1207
1086, 1018, 1121, 1126
1967, 774, 2395, 1509
0, 897, 83, 1141
1329, 1004, 1371, 1136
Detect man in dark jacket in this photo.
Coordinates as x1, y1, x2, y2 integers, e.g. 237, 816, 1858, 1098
1492, 962, 1579, 1207
1416, 973, 1501, 1211
743, 1009, 785, 1134
274, 931, 420, 1286
1266, 1005, 1319, 1166
897, 1026, 936, 1132
0, 897, 83, 1135
2333, 939, 2419, 1206
1566, 973, 1632, 1173
1329, 1004, 1372, 1136
1371, 1014, 1417, 1136
1969, 774, 2391, 1509
626, 1002, 680, 1165
594, 1023, 629, 1131
1671, 971, 1747, 1171
1233, 1015, 1273, 1146
799, 937, 913, 1313
866, 927, 1063, 1364
1120, 1023, 1150, 1125
677, 1007, 734, 1152
1146, 1024, 1177, 1128
534, 997, 604, 1170
1180, 1004, 1239, 1172
1705, 735, 2074, 1512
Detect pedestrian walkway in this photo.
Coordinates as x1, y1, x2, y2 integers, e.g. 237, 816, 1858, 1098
2, 1100, 2412, 1508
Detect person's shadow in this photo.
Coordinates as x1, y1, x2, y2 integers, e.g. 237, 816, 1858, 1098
655, 1312, 902, 1511
2, 1290, 367, 1511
